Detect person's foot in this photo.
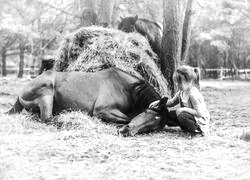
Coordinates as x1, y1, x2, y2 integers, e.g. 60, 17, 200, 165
180, 126, 189, 133
190, 131, 203, 138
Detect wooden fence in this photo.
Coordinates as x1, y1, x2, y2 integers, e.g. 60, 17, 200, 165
202, 68, 250, 80
0, 66, 40, 77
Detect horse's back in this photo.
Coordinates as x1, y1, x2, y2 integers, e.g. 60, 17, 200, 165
53, 68, 139, 114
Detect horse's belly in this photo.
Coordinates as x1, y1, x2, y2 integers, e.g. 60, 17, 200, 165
53, 86, 97, 114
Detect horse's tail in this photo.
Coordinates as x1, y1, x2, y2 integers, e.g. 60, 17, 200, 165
6, 98, 23, 114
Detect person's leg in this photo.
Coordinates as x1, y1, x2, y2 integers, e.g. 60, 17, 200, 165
165, 110, 180, 127
177, 111, 201, 134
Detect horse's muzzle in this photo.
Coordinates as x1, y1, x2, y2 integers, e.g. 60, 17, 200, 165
118, 125, 132, 137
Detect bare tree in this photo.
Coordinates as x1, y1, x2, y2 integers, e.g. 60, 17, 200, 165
161, 0, 184, 95
80, 0, 97, 27
0, 34, 16, 77
18, 42, 25, 78
1, 47, 7, 77
98, 0, 117, 27
181, 0, 194, 62
111, 0, 120, 27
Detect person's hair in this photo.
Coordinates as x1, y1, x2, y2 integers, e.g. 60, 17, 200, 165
173, 65, 200, 90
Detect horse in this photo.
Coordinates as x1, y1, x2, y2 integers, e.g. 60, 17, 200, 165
7, 68, 169, 136
118, 15, 162, 57
38, 58, 55, 75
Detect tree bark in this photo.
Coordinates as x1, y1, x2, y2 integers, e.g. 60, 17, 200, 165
111, 0, 120, 27
83, 0, 95, 11
1, 48, 7, 77
18, 46, 25, 78
80, 0, 97, 27
161, 0, 183, 95
181, 0, 194, 62
98, 0, 116, 27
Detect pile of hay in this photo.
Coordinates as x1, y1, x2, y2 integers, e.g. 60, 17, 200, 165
54, 26, 169, 95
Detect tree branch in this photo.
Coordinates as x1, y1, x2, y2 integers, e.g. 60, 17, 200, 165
37, 1, 81, 19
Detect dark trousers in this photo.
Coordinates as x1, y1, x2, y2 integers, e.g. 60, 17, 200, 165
166, 110, 201, 134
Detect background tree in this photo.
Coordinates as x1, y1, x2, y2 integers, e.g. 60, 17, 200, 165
181, 0, 194, 62
0, 0, 249, 81
98, 0, 117, 27
188, 0, 250, 77
161, 0, 185, 95
77, 0, 97, 27
0, 30, 17, 76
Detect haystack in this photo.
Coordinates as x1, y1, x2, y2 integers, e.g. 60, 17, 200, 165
54, 26, 169, 96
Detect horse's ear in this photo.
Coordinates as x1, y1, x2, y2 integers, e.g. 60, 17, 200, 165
134, 15, 138, 21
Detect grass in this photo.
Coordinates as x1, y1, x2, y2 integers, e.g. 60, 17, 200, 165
0, 77, 250, 179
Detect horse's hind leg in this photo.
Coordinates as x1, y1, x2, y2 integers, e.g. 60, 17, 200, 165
6, 98, 23, 114
38, 95, 54, 123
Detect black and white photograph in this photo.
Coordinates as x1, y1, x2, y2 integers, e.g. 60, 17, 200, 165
0, 0, 250, 179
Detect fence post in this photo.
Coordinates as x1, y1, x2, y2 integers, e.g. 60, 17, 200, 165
220, 67, 223, 80
30, 65, 36, 78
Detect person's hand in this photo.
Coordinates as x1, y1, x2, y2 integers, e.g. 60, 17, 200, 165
149, 100, 160, 108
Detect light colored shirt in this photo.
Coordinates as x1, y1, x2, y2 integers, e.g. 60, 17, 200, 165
171, 87, 210, 135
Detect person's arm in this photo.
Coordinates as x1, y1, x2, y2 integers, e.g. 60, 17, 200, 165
165, 91, 180, 107
149, 92, 180, 108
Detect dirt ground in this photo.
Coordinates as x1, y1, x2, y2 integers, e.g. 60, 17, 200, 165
0, 77, 249, 179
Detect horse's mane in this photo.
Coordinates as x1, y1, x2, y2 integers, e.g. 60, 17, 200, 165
130, 81, 160, 111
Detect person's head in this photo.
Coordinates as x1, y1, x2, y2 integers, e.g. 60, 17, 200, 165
173, 65, 200, 91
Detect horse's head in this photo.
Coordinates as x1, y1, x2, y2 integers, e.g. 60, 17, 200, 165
118, 15, 138, 33
118, 97, 169, 137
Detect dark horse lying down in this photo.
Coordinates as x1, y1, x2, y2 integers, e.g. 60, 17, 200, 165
7, 68, 169, 136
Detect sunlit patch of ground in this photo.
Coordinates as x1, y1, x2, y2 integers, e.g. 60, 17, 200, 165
0, 77, 249, 179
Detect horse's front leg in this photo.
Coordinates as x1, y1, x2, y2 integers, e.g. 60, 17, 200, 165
93, 108, 130, 124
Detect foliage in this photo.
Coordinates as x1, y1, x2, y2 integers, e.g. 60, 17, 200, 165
188, 0, 250, 69
1, 0, 250, 74
0, 0, 77, 67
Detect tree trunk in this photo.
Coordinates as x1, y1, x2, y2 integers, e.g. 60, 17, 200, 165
224, 50, 229, 68
111, 0, 120, 27
83, 0, 95, 10
98, 0, 116, 27
1, 48, 7, 77
18, 46, 25, 78
161, 0, 183, 95
80, 0, 97, 27
181, 0, 194, 62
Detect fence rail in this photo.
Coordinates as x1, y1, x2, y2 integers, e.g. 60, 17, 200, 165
202, 68, 250, 80
0, 66, 40, 77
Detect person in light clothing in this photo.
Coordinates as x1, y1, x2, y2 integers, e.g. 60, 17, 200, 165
150, 65, 210, 136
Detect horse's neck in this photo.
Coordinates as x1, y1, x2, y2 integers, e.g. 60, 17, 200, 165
138, 18, 162, 30
132, 82, 160, 111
